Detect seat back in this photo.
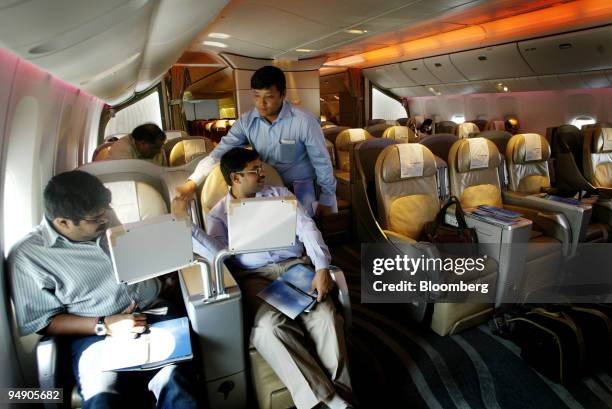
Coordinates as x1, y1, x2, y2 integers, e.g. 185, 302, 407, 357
168, 137, 213, 166
468, 119, 488, 132
335, 129, 373, 172
322, 126, 349, 146
397, 117, 409, 126
486, 120, 505, 131
472, 130, 512, 154
456, 122, 480, 139
449, 137, 503, 208
382, 126, 416, 143
200, 163, 284, 221
375, 144, 440, 240
365, 122, 390, 138
165, 130, 189, 141
324, 139, 336, 167
506, 133, 551, 194
419, 133, 458, 162
92, 142, 114, 162
550, 125, 583, 170
435, 121, 457, 135
584, 127, 612, 188
367, 118, 386, 126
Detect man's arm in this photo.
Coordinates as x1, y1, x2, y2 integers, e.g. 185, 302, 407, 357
206, 211, 229, 249
180, 118, 250, 197
302, 118, 337, 214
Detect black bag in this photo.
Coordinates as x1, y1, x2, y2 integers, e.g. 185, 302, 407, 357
420, 196, 478, 250
507, 307, 585, 384
564, 305, 612, 371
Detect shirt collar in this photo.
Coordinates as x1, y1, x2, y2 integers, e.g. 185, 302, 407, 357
41, 218, 63, 247
249, 100, 293, 127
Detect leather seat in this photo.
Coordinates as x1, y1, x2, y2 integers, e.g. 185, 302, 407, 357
365, 122, 390, 138
584, 127, 612, 188
419, 133, 458, 163
449, 137, 565, 301
382, 125, 416, 143
468, 119, 488, 132
434, 121, 457, 135
322, 126, 349, 146
167, 136, 213, 166
374, 143, 497, 335
334, 129, 374, 202
456, 122, 480, 139
471, 130, 512, 190
91, 142, 114, 162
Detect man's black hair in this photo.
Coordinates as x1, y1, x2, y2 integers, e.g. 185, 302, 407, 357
132, 123, 166, 144
250, 66, 286, 95
220, 148, 260, 186
44, 171, 112, 222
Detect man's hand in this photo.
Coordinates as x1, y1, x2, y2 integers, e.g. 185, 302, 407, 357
315, 203, 333, 218
310, 268, 334, 302
104, 302, 147, 338
175, 180, 197, 201
171, 197, 190, 220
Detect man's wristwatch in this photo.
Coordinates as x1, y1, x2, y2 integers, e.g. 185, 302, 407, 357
94, 316, 107, 336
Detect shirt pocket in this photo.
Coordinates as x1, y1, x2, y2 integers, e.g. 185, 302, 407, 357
278, 138, 296, 163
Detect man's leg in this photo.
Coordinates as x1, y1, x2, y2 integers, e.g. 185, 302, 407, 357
70, 336, 137, 409
147, 363, 201, 409
300, 299, 352, 398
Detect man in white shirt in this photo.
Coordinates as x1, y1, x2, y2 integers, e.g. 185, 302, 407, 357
205, 147, 352, 409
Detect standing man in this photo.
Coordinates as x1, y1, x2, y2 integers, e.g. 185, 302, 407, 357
8, 171, 199, 409
106, 123, 168, 166
175, 65, 336, 216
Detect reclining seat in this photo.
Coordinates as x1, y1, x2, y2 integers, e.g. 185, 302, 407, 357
471, 130, 513, 190
167, 136, 213, 166
382, 125, 416, 143
584, 127, 612, 189
435, 121, 457, 135
365, 121, 390, 138
91, 141, 115, 162
468, 119, 488, 132
375, 143, 497, 335
449, 138, 566, 302
548, 125, 591, 193
506, 133, 610, 243
199, 163, 351, 409
419, 133, 458, 202
334, 129, 373, 202
456, 122, 480, 139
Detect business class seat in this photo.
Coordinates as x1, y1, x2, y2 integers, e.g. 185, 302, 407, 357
449, 138, 566, 301
419, 133, 458, 163
334, 129, 374, 202
397, 117, 409, 126
456, 122, 480, 139
167, 136, 213, 167
91, 141, 114, 162
471, 130, 513, 190
434, 121, 457, 135
322, 125, 349, 146
382, 125, 416, 143
505, 133, 610, 243
374, 143, 497, 335
584, 127, 612, 189
486, 120, 505, 131
365, 122, 391, 138
468, 119, 488, 132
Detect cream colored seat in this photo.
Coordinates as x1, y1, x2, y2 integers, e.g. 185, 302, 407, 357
374, 143, 497, 335
365, 122, 390, 138
584, 127, 612, 188
167, 137, 213, 166
382, 125, 416, 143
435, 121, 457, 135
449, 137, 566, 301
334, 129, 373, 202
456, 122, 480, 139
91, 142, 114, 162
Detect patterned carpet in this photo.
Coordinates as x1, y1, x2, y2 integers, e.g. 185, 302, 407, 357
331, 243, 612, 409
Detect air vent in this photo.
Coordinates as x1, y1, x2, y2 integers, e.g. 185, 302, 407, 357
412, 68, 418, 70
478, 56, 487, 61
559, 43, 573, 49
434, 63, 442, 67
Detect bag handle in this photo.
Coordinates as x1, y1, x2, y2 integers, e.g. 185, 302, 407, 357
436, 196, 469, 230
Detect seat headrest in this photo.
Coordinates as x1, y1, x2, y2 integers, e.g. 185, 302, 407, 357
510, 133, 551, 164
214, 120, 228, 130
336, 128, 372, 148
592, 128, 612, 153
455, 138, 501, 173
382, 126, 413, 142
380, 144, 437, 183
457, 122, 480, 139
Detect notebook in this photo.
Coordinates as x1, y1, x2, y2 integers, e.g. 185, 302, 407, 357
257, 264, 318, 319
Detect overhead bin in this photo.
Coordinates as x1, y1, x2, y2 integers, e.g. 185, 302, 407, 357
389, 86, 431, 97
423, 55, 467, 83
557, 73, 588, 89
519, 25, 612, 74
399, 60, 440, 85
363, 64, 416, 88
450, 43, 534, 81
581, 70, 611, 88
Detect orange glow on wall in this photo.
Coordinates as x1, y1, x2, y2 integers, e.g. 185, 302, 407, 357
324, 0, 612, 68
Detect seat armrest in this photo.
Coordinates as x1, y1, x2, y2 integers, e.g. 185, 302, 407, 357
504, 204, 571, 255
329, 266, 351, 328
37, 336, 60, 390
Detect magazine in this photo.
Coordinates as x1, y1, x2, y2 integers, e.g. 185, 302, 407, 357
543, 194, 583, 206
101, 316, 193, 371
258, 264, 318, 319
477, 205, 522, 219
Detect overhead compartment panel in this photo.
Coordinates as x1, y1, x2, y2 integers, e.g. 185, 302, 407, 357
390, 86, 431, 98
450, 43, 534, 80
519, 25, 612, 74
399, 60, 439, 85
581, 70, 611, 88
363, 64, 416, 88
557, 73, 587, 89
423, 55, 467, 83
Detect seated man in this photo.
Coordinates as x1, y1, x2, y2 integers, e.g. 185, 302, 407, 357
8, 170, 200, 409
106, 123, 168, 166
205, 147, 353, 409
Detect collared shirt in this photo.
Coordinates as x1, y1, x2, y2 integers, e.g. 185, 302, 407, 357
206, 185, 331, 272
8, 219, 160, 336
189, 101, 337, 209
106, 135, 167, 166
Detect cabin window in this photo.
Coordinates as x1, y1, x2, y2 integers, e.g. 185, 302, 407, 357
451, 114, 466, 124
571, 116, 595, 129
104, 91, 163, 138
371, 87, 406, 122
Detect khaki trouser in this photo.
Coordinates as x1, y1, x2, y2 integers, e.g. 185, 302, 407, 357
237, 259, 352, 409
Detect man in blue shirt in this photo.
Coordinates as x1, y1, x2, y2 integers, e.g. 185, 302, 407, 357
176, 65, 336, 217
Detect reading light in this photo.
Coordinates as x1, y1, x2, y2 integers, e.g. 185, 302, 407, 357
203, 41, 227, 48
296, 49, 313, 52
208, 33, 230, 39
346, 29, 367, 34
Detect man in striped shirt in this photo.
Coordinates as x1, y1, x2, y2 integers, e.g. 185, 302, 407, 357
8, 171, 200, 409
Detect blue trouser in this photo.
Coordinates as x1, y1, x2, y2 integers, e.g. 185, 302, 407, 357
69, 312, 202, 409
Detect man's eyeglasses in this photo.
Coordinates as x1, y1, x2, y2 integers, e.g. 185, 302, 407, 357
236, 165, 264, 177
80, 209, 109, 224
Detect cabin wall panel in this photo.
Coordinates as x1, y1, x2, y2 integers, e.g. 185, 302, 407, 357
407, 88, 612, 135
